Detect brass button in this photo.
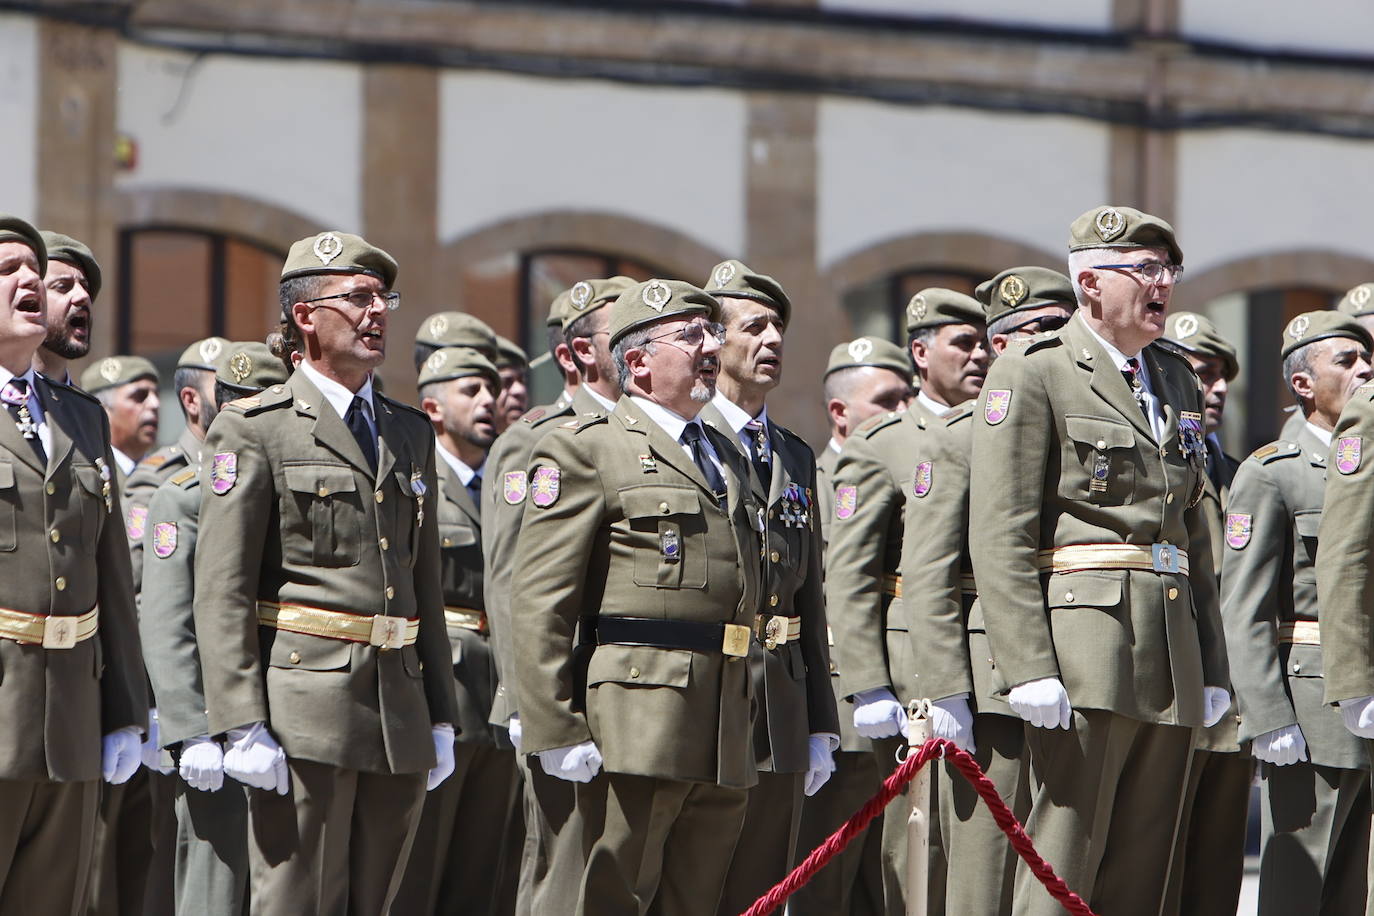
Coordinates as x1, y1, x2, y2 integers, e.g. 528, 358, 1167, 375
1166, 493, 1175, 504
379, 537, 389, 550
375, 491, 384, 503
289, 651, 302, 664
629, 667, 640, 679
988, 658, 996, 669
768, 509, 774, 519
1292, 662, 1301, 674
385, 586, 395, 599
49, 529, 60, 543
442, 538, 453, 547
55, 577, 66, 591
317, 486, 328, 498
770, 551, 780, 563
1161, 539, 1169, 545
1096, 439, 1106, 449
1064, 591, 1074, 603
659, 502, 670, 515
1168, 587, 1179, 600
769, 594, 779, 607
45, 482, 55, 495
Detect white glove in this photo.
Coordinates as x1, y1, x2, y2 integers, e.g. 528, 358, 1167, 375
803, 734, 836, 797
427, 724, 456, 791
1008, 677, 1072, 730
102, 726, 143, 785
1252, 724, 1308, 766
179, 736, 225, 792
852, 688, 908, 740
930, 694, 977, 754
507, 715, 522, 753
537, 741, 603, 783
141, 709, 174, 774
223, 722, 289, 795
1339, 696, 1374, 738
1203, 687, 1232, 728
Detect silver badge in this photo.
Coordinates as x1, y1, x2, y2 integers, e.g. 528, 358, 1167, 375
1095, 207, 1126, 242
200, 338, 224, 363
713, 262, 736, 289
642, 280, 671, 312
313, 232, 343, 265
847, 338, 873, 361
570, 281, 593, 311
1173, 314, 1199, 339
425, 350, 448, 372
429, 314, 449, 337
908, 294, 927, 322
99, 358, 120, 383
1286, 315, 1310, 341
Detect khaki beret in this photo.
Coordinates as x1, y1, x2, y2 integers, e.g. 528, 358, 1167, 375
905, 288, 985, 335
216, 341, 289, 392
1281, 311, 1373, 360
494, 335, 527, 369
0, 214, 46, 276
1336, 282, 1374, 318
1163, 313, 1239, 381
176, 337, 229, 372
823, 336, 910, 379
80, 355, 159, 394
39, 231, 100, 300
1069, 205, 1183, 267
705, 260, 792, 328
416, 311, 498, 359
417, 346, 500, 388
976, 266, 1074, 324
551, 276, 637, 331
280, 231, 397, 289
609, 279, 720, 346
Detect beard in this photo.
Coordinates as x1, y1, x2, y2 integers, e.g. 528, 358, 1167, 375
42, 324, 89, 360
690, 378, 716, 403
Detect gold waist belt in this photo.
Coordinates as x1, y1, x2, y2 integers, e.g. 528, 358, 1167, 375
1278, 621, 1320, 646
1037, 544, 1190, 576
444, 606, 487, 635
257, 601, 418, 649
0, 606, 97, 649
881, 573, 978, 598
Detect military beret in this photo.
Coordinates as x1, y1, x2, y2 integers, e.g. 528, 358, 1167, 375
417, 346, 500, 388
80, 355, 159, 394
216, 341, 289, 392
905, 288, 985, 335
1281, 310, 1373, 360
494, 335, 527, 369
1069, 205, 1183, 267
415, 311, 498, 359
39, 231, 100, 300
280, 231, 397, 289
1163, 313, 1239, 381
1336, 282, 1374, 318
0, 214, 46, 276
705, 260, 792, 328
823, 336, 910, 379
176, 337, 229, 372
609, 279, 720, 346
976, 266, 1074, 324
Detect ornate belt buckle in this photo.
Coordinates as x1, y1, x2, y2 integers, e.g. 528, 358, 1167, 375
1151, 543, 1180, 574
763, 616, 783, 650
722, 623, 750, 658
42, 616, 76, 650
369, 615, 407, 650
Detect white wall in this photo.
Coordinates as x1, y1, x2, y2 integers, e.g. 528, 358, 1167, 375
439, 73, 746, 256
115, 44, 362, 230
819, 0, 1111, 32
818, 100, 1109, 268
0, 14, 38, 223
1176, 129, 1374, 275
1181, 0, 1374, 57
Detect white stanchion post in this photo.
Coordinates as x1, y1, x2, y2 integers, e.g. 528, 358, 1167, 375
906, 698, 933, 916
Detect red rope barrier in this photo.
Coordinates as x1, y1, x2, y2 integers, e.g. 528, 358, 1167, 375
740, 737, 1098, 916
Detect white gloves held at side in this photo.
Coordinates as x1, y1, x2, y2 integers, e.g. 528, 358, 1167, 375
223, 722, 289, 795
803, 734, 838, 797
179, 736, 225, 792
1008, 677, 1072, 730
1339, 696, 1374, 739
929, 694, 977, 754
427, 724, 456, 791
1252, 724, 1308, 766
852, 688, 908, 740
1202, 687, 1231, 729
102, 726, 143, 785
141, 708, 174, 775
507, 715, 522, 753
538, 741, 603, 783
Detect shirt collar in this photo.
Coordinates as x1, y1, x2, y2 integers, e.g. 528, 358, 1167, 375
1306, 421, 1333, 449
298, 359, 374, 421
436, 441, 481, 486
827, 437, 841, 455
111, 447, 136, 476
1081, 320, 1140, 371
630, 396, 700, 443
584, 386, 617, 412
915, 390, 953, 419
711, 393, 769, 434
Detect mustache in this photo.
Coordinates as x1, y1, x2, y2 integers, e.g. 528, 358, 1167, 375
696, 355, 719, 372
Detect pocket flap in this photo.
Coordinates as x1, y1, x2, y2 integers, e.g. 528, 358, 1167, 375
439, 523, 478, 548
0, 460, 16, 489
618, 485, 702, 520
1285, 643, 1323, 678
1045, 572, 1124, 608
283, 464, 357, 497
1065, 415, 1134, 450
586, 644, 693, 688
1294, 510, 1321, 539
265, 629, 353, 671
73, 464, 102, 495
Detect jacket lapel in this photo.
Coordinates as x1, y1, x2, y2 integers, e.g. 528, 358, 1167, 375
438, 458, 481, 527
615, 398, 716, 498
291, 373, 375, 478
0, 390, 44, 475
698, 403, 769, 502
372, 394, 402, 484
1067, 315, 1157, 442
39, 379, 75, 479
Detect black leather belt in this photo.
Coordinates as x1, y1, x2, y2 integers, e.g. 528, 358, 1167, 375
593, 616, 751, 658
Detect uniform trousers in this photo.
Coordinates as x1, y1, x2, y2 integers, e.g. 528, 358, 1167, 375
788, 750, 884, 916
1259, 760, 1370, 916
1016, 710, 1194, 916
173, 779, 249, 916
246, 758, 426, 916
1161, 746, 1251, 916
516, 752, 599, 916
0, 778, 99, 916
89, 767, 177, 916
714, 770, 803, 916
876, 735, 947, 916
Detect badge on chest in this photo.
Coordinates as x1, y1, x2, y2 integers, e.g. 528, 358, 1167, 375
775, 482, 811, 530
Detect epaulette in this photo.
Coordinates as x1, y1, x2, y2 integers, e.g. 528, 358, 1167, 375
560, 414, 608, 434
1151, 339, 1196, 369
169, 468, 198, 488
1021, 331, 1063, 354
1357, 381, 1374, 400
140, 453, 169, 469
944, 402, 975, 426
227, 384, 291, 415
1250, 441, 1300, 465
855, 411, 903, 439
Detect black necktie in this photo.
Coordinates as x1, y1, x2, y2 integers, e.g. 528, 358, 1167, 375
345, 396, 377, 473
467, 474, 483, 519
1123, 358, 1150, 419
2, 377, 45, 465
680, 423, 726, 504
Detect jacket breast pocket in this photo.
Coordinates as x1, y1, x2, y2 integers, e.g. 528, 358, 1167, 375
72, 462, 106, 552
620, 485, 707, 589
1295, 510, 1321, 565
0, 461, 14, 552
439, 520, 481, 595
390, 470, 421, 568
282, 463, 362, 568
1061, 415, 1137, 505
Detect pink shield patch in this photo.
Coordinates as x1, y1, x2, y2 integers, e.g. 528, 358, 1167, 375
913, 461, 933, 498
530, 466, 561, 508
984, 389, 1012, 425
210, 452, 238, 495
834, 485, 858, 520
125, 505, 148, 541
1225, 513, 1251, 550
503, 471, 528, 505
151, 522, 178, 558
1337, 437, 1362, 475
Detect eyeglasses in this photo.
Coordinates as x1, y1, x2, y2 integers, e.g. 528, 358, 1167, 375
645, 321, 727, 348
302, 290, 401, 311
1006, 313, 1071, 336
1091, 261, 1184, 284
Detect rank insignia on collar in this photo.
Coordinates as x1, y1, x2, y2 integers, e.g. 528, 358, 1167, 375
503, 470, 527, 504
530, 466, 561, 507
1225, 514, 1251, 550
1337, 436, 1362, 475
639, 454, 657, 473
210, 452, 237, 495
984, 390, 1012, 425
125, 505, 148, 541
152, 522, 178, 558
912, 461, 932, 498
835, 485, 858, 520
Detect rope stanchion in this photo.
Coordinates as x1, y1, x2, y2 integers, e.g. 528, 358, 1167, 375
739, 736, 1098, 916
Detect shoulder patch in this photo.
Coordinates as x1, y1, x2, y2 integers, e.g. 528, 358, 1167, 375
169, 468, 198, 487
1336, 436, 1362, 475
856, 411, 902, 439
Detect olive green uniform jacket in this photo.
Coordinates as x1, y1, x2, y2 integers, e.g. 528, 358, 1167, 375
814, 444, 870, 753
1196, 437, 1244, 752
192, 372, 458, 774
125, 427, 202, 599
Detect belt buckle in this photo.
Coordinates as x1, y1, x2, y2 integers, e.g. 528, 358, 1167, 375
42, 616, 76, 650
757, 615, 784, 650
369, 615, 407, 650
1151, 543, 1180, 574
722, 623, 750, 658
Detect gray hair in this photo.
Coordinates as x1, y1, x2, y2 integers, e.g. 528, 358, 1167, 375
611, 326, 658, 392
1066, 249, 1100, 308
1283, 342, 1316, 406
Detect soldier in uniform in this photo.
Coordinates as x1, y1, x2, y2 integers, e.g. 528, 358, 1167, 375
697, 260, 838, 915
826, 289, 990, 913
141, 340, 289, 916
1159, 310, 1252, 916
80, 355, 161, 492
970, 206, 1230, 916
494, 334, 530, 432
1230, 313, 1373, 915
0, 214, 146, 914
414, 310, 499, 371
395, 345, 522, 914
511, 279, 762, 915
191, 231, 459, 915
1336, 281, 1374, 336
33, 230, 99, 386
975, 266, 1075, 355
790, 336, 910, 916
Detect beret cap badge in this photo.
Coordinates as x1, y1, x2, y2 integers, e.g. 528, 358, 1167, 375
312, 232, 343, 266
1354, 286, 1373, 308
713, 262, 736, 289
642, 280, 672, 312
200, 338, 223, 362
99, 358, 121, 383
1094, 207, 1126, 242
570, 281, 593, 311
1287, 315, 1311, 340
1173, 314, 1199, 338
998, 275, 1028, 307
847, 338, 874, 361
428, 315, 449, 337
229, 352, 252, 383
909, 294, 928, 321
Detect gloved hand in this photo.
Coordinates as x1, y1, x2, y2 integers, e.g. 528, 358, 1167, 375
537, 742, 603, 783
141, 709, 174, 774
179, 736, 225, 792
1339, 696, 1374, 738
223, 722, 289, 795
1203, 687, 1232, 728
427, 724, 456, 791
102, 726, 142, 785
803, 734, 837, 797
1252, 724, 1308, 766
852, 688, 908, 740
930, 694, 977, 754
507, 715, 522, 753
1008, 677, 1072, 730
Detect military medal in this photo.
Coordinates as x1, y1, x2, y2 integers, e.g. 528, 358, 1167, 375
639, 454, 658, 473
411, 469, 427, 528
1091, 453, 1110, 493
660, 529, 680, 563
